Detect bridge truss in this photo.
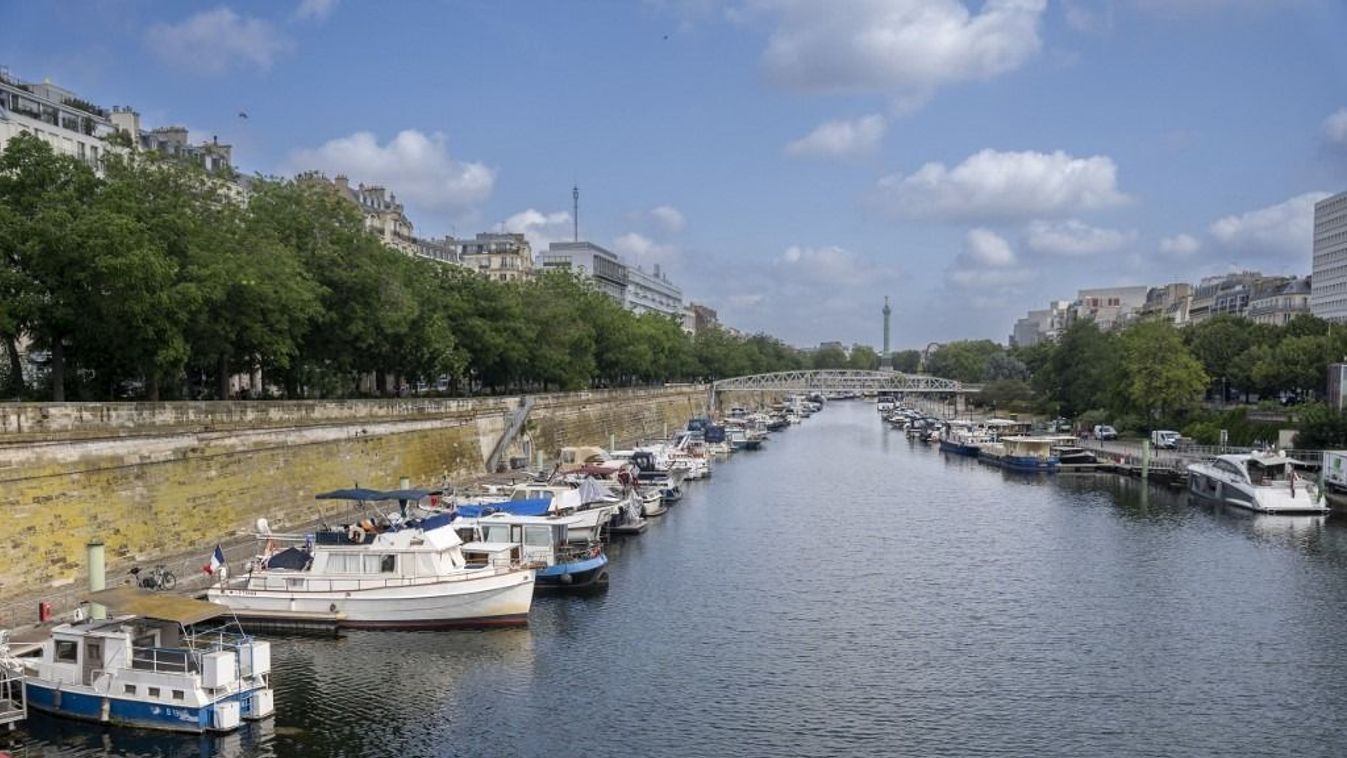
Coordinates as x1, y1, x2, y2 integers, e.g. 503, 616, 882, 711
710, 370, 979, 397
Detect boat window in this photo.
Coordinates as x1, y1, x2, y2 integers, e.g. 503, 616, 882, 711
124, 684, 136, 695
362, 554, 383, 573
483, 525, 509, 543
380, 554, 396, 573
524, 526, 551, 547
172, 690, 185, 700
148, 687, 161, 698
55, 640, 77, 663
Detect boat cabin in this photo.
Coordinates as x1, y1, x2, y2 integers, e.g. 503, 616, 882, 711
558, 446, 608, 472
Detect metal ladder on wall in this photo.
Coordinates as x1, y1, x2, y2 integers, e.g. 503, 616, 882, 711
485, 396, 535, 473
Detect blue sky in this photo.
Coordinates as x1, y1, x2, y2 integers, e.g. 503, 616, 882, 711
9, 0, 1347, 349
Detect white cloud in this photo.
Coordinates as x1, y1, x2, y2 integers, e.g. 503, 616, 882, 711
287, 130, 495, 212
966, 228, 1016, 266
502, 209, 573, 252
948, 228, 1034, 289
614, 232, 682, 269
751, 0, 1047, 107
648, 205, 687, 234
1159, 233, 1202, 256
876, 148, 1130, 221
146, 8, 291, 74
1025, 219, 1134, 256
295, 0, 338, 21
1209, 192, 1330, 259
1323, 108, 1347, 145
786, 114, 887, 159
775, 245, 895, 286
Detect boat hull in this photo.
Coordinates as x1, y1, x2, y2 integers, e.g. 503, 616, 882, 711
23, 684, 257, 734
209, 569, 535, 629
938, 440, 980, 456
536, 555, 609, 591
1187, 471, 1328, 514
1002, 455, 1059, 472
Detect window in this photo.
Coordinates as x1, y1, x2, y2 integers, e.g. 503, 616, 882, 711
524, 526, 551, 548
55, 640, 78, 663
124, 684, 136, 695
483, 525, 509, 543
172, 690, 185, 700
380, 554, 396, 573
148, 687, 161, 698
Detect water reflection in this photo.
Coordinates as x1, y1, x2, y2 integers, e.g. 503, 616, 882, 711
13, 401, 1347, 758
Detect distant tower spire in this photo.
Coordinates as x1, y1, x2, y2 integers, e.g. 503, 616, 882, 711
572, 184, 579, 242
881, 296, 893, 371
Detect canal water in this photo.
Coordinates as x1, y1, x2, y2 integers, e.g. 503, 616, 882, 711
11, 400, 1347, 757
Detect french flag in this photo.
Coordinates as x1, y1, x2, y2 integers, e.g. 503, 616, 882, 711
204, 545, 225, 575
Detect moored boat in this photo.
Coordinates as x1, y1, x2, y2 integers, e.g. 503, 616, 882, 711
207, 488, 536, 629
454, 508, 610, 592
19, 588, 273, 734
1187, 453, 1328, 514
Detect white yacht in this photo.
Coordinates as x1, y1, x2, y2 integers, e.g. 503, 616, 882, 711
18, 588, 273, 734
1187, 453, 1329, 514
208, 488, 536, 629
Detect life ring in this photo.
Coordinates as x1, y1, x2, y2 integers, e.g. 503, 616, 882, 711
347, 525, 367, 543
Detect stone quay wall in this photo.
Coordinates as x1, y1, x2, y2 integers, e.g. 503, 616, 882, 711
0, 386, 706, 622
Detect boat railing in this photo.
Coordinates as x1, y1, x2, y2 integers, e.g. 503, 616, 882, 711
238, 564, 527, 592
130, 646, 197, 675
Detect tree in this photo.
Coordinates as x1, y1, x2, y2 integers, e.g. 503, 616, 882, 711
1119, 319, 1208, 422
848, 344, 880, 371
1184, 314, 1251, 401
926, 340, 1002, 383
891, 349, 921, 373
1044, 319, 1121, 418
983, 351, 1028, 381
810, 344, 848, 370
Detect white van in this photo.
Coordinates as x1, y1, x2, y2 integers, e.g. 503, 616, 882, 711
1150, 430, 1180, 449
1093, 425, 1118, 440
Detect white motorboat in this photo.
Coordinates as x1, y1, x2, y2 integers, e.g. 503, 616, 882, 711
1187, 453, 1328, 514
208, 488, 536, 628
453, 510, 610, 591
18, 588, 273, 733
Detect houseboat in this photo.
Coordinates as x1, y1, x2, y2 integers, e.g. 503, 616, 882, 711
454, 508, 610, 592
999, 436, 1060, 472
207, 489, 536, 629
1187, 453, 1328, 514
19, 588, 273, 734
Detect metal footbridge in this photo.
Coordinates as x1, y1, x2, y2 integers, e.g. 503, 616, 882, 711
710, 370, 979, 409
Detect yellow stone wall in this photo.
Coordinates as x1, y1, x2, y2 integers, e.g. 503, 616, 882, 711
0, 387, 705, 622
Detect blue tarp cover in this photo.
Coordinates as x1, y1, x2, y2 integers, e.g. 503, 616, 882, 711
454, 498, 553, 518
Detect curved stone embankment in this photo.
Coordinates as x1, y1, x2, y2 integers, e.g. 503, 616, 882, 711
0, 386, 706, 624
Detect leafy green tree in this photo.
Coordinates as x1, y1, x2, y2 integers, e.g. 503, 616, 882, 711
1184, 314, 1252, 401
1046, 320, 1121, 418
848, 344, 880, 371
810, 344, 848, 370
891, 349, 921, 373
926, 340, 1002, 383
1119, 319, 1208, 421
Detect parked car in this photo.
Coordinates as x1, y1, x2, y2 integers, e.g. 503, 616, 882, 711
1093, 425, 1118, 440
1150, 429, 1180, 449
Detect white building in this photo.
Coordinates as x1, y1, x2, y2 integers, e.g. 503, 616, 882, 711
1, 70, 234, 175
541, 241, 684, 317
1249, 276, 1312, 326
455, 233, 533, 283
1312, 191, 1347, 322
541, 241, 629, 301
1010, 300, 1071, 347
1069, 286, 1149, 330
1, 73, 116, 168
624, 264, 683, 318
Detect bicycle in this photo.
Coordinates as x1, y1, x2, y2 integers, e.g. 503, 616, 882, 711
128, 564, 177, 591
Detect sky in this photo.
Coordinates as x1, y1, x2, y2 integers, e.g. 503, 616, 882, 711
8, 0, 1347, 350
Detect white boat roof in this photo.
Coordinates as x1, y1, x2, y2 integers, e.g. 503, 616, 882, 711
476, 512, 586, 526
1219, 452, 1306, 467
459, 541, 518, 553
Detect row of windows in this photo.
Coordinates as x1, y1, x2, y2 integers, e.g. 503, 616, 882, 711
124, 684, 185, 700
327, 553, 397, 573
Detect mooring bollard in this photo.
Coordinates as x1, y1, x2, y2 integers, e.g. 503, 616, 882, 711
87, 540, 106, 620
